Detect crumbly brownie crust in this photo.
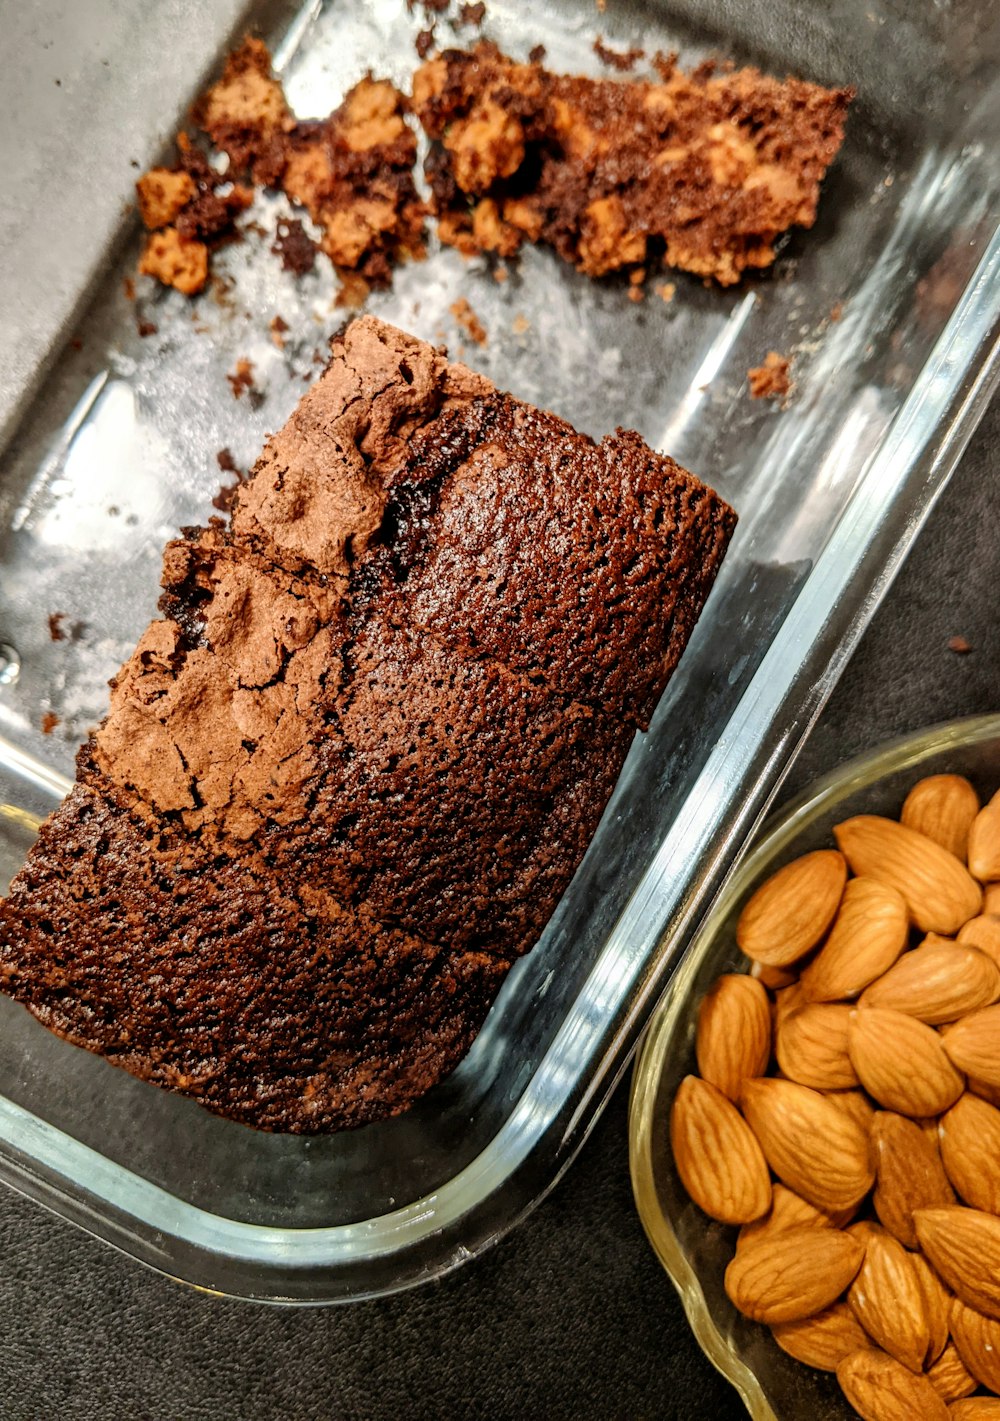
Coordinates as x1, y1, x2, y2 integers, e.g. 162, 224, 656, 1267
0, 317, 735, 1132
413, 42, 852, 285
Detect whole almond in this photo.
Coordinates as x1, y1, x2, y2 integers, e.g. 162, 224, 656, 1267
901, 775, 980, 860
939, 1093, 1000, 1213
736, 850, 847, 967
801, 877, 909, 1002
968, 795, 1000, 882
771, 1302, 871, 1371
948, 1400, 1000, 1420
740, 1077, 874, 1211
836, 1348, 949, 1421
858, 940, 1000, 1023
724, 1225, 864, 1324
940, 1006, 1000, 1086
912, 1253, 951, 1365
834, 816, 982, 934
949, 1297, 1000, 1393
670, 1076, 771, 1224
847, 1223, 932, 1373
695, 974, 771, 1102
871, 1111, 955, 1248
776, 1002, 859, 1089
925, 1342, 976, 1401
914, 1206, 1000, 1320
826, 1088, 877, 1136
848, 1008, 965, 1117
750, 960, 798, 990
738, 1183, 855, 1250
957, 914, 1000, 969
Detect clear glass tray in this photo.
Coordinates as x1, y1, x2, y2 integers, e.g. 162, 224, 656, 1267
0, 0, 999, 1303
629, 715, 1000, 1419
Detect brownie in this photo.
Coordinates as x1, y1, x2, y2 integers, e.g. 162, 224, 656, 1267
0, 317, 735, 1133
412, 42, 853, 285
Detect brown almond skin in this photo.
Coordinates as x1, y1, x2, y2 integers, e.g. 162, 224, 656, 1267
825, 1088, 877, 1136
957, 914, 1000, 970
776, 1002, 859, 1090
834, 816, 982, 934
858, 940, 1000, 1024
749, 960, 798, 991
983, 881, 1000, 916
911, 1252, 951, 1365
771, 1302, 871, 1371
848, 1008, 965, 1117
939, 1093, 1000, 1213
724, 1225, 864, 1324
968, 796, 1000, 882
969, 1075, 1000, 1107
914, 1206, 1000, 1320
948, 1399, 1000, 1420
669, 1076, 771, 1225
801, 876, 909, 1002
736, 850, 847, 967
737, 1183, 853, 1251
695, 974, 771, 1102
871, 1111, 955, 1249
846, 1223, 932, 1373
836, 1347, 949, 1421
901, 774, 980, 860
740, 1077, 874, 1212
924, 1342, 976, 1401
940, 1005, 1000, 1086
949, 1297, 1000, 1393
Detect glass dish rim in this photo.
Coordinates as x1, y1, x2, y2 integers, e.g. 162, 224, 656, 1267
627, 711, 1000, 1419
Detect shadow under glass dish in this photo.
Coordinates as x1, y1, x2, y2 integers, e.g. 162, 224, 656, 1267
0, 0, 998, 1300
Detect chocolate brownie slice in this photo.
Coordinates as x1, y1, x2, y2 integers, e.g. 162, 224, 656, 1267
413, 43, 852, 285
0, 317, 735, 1132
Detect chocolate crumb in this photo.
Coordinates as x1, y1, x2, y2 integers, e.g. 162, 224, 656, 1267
137, 320, 158, 338
41, 712, 60, 736
216, 447, 239, 473
335, 273, 372, 310
211, 450, 248, 514
415, 28, 435, 59
593, 36, 645, 71
48, 613, 67, 643
654, 281, 675, 303
270, 314, 290, 349
830, 301, 844, 322
528, 44, 546, 64
450, 296, 487, 346
493, 264, 509, 283
70, 337, 83, 351
948, 635, 973, 655
458, 2, 486, 24
272, 218, 317, 276
748, 352, 793, 402
227, 358, 255, 400
512, 313, 530, 335
123, 276, 136, 301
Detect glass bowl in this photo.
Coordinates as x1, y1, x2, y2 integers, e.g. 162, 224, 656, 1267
629, 714, 1000, 1419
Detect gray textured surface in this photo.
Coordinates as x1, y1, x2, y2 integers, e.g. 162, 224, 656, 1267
0, 396, 995, 1421
0, 0, 251, 453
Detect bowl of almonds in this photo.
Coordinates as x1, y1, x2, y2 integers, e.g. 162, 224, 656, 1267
630, 714, 1000, 1421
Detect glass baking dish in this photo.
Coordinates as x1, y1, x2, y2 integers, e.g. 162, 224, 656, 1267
0, 0, 998, 1303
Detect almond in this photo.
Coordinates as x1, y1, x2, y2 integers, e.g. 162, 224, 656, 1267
901, 774, 980, 860
771, 1302, 871, 1371
846, 1223, 932, 1372
736, 850, 847, 967
670, 1076, 771, 1224
740, 1077, 874, 1211
914, 1206, 1000, 1320
848, 1008, 965, 1117
773, 980, 808, 1030
826, 1088, 877, 1135
695, 974, 771, 1102
737, 1183, 854, 1250
948, 1400, 1000, 1420
834, 816, 982, 934
871, 1111, 955, 1249
969, 1075, 1000, 1107
858, 940, 1000, 1023
925, 1342, 976, 1401
836, 1348, 949, 1421
724, 1224, 864, 1324
912, 1252, 951, 1365
939, 1093, 1000, 1213
957, 914, 1000, 970
776, 1002, 859, 1089
949, 1297, 1000, 1393
941, 1005, 1000, 1086
984, 881, 1000, 916
801, 877, 909, 1002
750, 960, 798, 990
968, 794, 1000, 881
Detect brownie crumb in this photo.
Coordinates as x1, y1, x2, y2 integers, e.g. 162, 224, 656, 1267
948, 635, 973, 655
269, 314, 290, 349
512, 313, 530, 335
335, 272, 372, 310
211, 449, 248, 513
216, 447, 239, 473
227, 358, 255, 400
654, 281, 675, 303
593, 36, 645, 71
493, 263, 508, 283
40, 712, 60, 736
415, 27, 435, 59
48, 613, 67, 643
70, 337, 84, 352
123, 276, 135, 301
748, 352, 793, 401
829, 301, 844, 322
272, 217, 317, 275
528, 44, 546, 64
459, 2, 486, 24
137, 320, 158, 338
450, 296, 487, 346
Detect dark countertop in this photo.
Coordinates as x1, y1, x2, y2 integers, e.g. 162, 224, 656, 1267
1, 398, 997, 1421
